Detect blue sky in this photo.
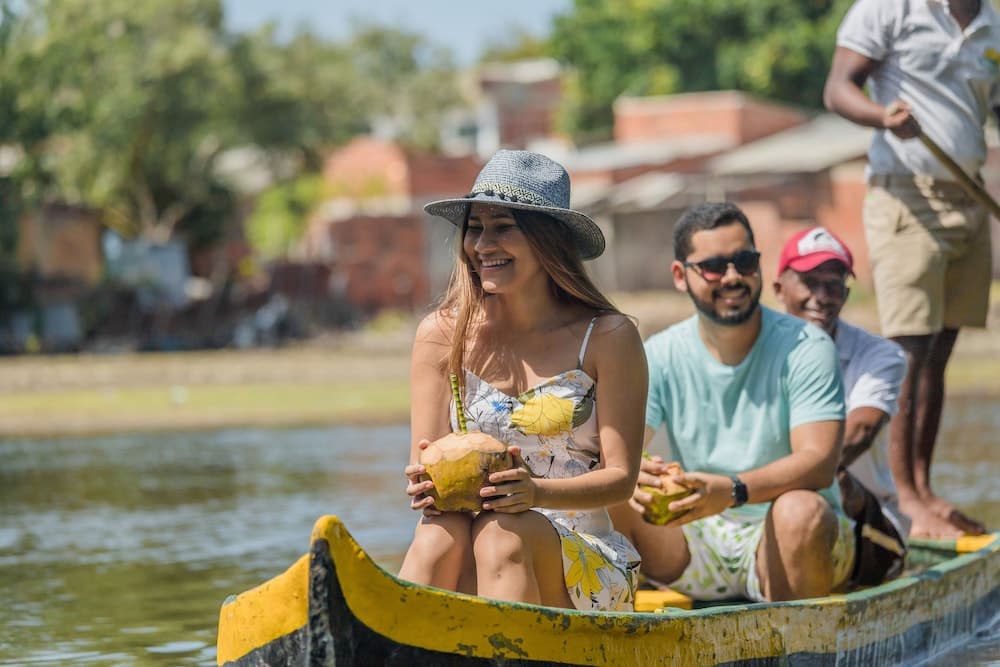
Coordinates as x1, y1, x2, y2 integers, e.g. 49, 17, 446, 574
222, 0, 572, 65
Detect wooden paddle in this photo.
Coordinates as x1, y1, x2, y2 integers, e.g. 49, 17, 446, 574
918, 130, 1000, 220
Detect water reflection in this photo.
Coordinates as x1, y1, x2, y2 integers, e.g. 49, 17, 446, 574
0, 397, 997, 666
0, 425, 415, 666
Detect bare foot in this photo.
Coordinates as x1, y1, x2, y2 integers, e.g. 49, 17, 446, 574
925, 496, 986, 535
906, 507, 966, 539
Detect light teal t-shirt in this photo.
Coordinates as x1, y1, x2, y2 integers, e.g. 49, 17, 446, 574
645, 306, 846, 520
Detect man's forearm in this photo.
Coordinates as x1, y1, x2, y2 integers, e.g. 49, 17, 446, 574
738, 450, 839, 506
839, 408, 890, 469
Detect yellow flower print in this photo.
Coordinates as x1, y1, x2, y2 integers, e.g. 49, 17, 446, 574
563, 536, 605, 599
510, 392, 574, 435
986, 47, 1000, 66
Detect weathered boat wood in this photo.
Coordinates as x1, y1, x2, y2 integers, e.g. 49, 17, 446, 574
216, 515, 999, 666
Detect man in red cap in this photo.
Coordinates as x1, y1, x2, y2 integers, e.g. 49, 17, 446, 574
774, 227, 909, 585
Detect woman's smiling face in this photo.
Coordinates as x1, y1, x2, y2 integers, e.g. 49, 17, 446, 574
464, 204, 544, 294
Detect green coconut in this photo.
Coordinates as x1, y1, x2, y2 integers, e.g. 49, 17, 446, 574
419, 431, 512, 512
640, 462, 694, 525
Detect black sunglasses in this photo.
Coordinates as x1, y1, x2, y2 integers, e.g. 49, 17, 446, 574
683, 250, 761, 281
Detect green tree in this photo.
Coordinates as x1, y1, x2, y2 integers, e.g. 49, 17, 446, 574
348, 24, 462, 150
479, 25, 552, 64
0, 1, 463, 259
549, 0, 853, 143
0, 0, 240, 244
245, 174, 324, 261
226, 29, 369, 172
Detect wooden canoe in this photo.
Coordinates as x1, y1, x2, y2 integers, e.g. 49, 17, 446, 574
216, 515, 998, 666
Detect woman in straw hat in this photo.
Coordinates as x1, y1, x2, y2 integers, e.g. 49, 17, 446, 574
398, 150, 647, 611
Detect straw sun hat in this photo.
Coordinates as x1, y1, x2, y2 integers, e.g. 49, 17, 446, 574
424, 149, 605, 260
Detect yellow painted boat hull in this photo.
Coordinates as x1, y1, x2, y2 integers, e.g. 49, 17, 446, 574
217, 515, 999, 666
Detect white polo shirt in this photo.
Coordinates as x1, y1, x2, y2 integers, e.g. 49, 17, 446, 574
835, 319, 911, 539
837, 0, 1000, 179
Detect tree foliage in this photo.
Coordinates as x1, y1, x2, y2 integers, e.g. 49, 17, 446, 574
478, 26, 551, 64
245, 174, 324, 261
549, 0, 854, 143
0, 1, 460, 253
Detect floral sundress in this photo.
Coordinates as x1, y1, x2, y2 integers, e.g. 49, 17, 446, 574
451, 316, 640, 611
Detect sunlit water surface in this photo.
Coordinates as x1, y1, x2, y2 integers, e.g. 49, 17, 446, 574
1, 398, 998, 666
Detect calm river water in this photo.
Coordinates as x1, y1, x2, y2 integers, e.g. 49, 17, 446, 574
1, 397, 998, 666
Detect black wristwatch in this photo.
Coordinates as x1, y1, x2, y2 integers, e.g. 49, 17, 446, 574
730, 475, 748, 508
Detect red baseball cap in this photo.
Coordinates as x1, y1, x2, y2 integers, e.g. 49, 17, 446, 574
777, 226, 853, 276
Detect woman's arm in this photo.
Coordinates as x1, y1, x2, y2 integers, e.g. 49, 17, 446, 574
405, 312, 453, 512
409, 312, 453, 463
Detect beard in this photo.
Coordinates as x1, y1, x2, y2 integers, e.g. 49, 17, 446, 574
688, 280, 762, 326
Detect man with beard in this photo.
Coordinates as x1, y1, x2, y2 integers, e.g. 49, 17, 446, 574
774, 227, 909, 585
610, 203, 855, 602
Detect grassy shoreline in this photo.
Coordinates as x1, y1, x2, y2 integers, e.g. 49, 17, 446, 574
3, 350, 998, 439
3, 291, 997, 439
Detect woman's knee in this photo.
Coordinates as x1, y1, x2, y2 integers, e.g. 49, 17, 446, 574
472, 511, 551, 563
410, 514, 473, 556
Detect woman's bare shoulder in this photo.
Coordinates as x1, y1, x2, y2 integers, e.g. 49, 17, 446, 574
414, 310, 455, 348
589, 311, 640, 340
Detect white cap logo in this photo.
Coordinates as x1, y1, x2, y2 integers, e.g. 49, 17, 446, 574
797, 228, 846, 258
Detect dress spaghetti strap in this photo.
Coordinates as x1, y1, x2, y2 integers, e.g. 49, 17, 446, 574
577, 316, 600, 368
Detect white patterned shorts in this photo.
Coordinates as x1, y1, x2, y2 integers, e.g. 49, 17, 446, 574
668, 511, 855, 602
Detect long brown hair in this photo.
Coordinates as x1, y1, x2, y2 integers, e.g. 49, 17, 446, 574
438, 207, 620, 380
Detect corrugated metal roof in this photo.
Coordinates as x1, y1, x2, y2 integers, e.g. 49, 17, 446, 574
563, 135, 735, 172
709, 114, 872, 175
574, 173, 698, 215
607, 172, 687, 210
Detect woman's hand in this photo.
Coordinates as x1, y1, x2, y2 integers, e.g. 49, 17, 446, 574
405, 439, 441, 515
627, 454, 669, 513
479, 446, 536, 513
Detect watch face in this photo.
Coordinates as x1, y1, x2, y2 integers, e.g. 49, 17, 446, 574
731, 476, 748, 506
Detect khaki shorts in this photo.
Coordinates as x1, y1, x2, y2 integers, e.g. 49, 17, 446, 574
863, 174, 992, 338
668, 510, 855, 602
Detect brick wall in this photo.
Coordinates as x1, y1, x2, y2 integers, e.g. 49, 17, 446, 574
407, 152, 482, 199
302, 214, 429, 314
17, 203, 102, 284
323, 137, 410, 198
324, 136, 482, 200
483, 77, 563, 149
614, 91, 807, 146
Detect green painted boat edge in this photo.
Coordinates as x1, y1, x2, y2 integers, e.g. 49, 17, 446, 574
217, 516, 1000, 666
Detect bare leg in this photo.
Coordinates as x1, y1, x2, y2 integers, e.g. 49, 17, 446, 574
398, 513, 475, 593
891, 332, 984, 537
608, 501, 689, 584
472, 510, 573, 608
914, 328, 985, 534
756, 491, 838, 601
912, 328, 958, 498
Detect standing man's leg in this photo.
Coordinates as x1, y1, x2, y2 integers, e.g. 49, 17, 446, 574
865, 179, 988, 537
912, 327, 982, 532
889, 334, 975, 536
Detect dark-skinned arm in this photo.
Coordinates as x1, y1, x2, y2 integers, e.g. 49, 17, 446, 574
839, 406, 890, 469
823, 46, 921, 139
